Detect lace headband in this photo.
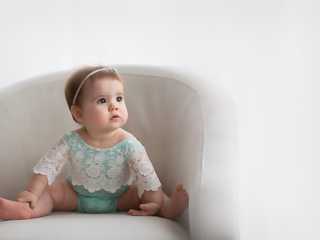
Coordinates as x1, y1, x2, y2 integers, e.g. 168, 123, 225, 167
72, 67, 118, 106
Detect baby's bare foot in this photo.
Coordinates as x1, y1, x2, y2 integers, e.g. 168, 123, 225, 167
159, 183, 189, 220
0, 198, 32, 221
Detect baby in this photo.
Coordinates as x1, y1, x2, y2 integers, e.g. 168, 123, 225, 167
0, 65, 189, 221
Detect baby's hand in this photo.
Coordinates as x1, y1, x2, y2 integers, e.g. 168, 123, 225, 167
15, 190, 39, 209
128, 202, 161, 216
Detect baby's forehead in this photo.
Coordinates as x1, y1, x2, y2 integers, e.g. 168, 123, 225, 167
84, 78, 123, 96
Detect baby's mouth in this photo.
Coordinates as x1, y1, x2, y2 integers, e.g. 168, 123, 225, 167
110, 114, 120, 120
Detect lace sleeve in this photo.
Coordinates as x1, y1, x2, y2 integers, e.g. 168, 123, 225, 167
128, 147, 162, 198
33, 135, 69, 185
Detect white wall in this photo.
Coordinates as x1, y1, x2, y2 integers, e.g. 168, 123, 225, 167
0, 1, 319, 239
0, 0, 73, 89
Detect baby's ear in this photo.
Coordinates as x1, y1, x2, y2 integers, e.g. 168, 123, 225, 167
71, 105, 84, 122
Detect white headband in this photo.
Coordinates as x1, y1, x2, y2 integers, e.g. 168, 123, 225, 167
72, 68, 117, 106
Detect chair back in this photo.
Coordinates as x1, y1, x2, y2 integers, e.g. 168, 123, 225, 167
0, 65, 207, 233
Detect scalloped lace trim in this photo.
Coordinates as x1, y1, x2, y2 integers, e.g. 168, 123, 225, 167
33, 136, 69, 185
128, 147, 162, 198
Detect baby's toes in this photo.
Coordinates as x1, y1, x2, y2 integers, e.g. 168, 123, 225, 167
180, 188, 186, 193
179, 188, 188, 197
181, 192, 188, 199
181, 192, 189, 201
181, 191, 188, 196
176, 183, 183, 191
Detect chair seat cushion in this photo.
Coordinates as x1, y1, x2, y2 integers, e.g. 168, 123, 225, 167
0, 212, 190, 240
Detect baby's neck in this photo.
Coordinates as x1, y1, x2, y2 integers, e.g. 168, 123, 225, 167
81, 127, 119, 145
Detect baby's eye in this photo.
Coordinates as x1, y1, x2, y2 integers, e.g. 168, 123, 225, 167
116, 96, 123, 102
97, 98, 106, 104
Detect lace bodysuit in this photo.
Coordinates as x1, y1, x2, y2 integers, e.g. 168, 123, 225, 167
33, 130, 162, 199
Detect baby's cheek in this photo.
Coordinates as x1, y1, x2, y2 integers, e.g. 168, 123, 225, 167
88, 110, 105, 126
121, 111, 128, 123
118, 108, 128, 122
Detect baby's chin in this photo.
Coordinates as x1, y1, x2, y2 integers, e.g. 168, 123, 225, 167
108, 120, 128, 131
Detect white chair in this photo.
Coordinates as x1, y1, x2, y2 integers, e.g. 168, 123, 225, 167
0, 65, 239, 240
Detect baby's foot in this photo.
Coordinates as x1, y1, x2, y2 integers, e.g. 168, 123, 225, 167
159, 183, 189, 220
0, 198, 32, 221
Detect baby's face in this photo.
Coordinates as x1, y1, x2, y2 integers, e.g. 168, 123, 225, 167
80, 77, 128, 132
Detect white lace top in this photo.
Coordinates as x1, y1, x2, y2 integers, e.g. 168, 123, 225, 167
33, 130, 162, 198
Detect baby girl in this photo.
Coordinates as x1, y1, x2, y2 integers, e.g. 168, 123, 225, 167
0, 65, 189, 220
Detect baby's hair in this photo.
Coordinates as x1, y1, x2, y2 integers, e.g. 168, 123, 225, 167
64, 65, 124, 125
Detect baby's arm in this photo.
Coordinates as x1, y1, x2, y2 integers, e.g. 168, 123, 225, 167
139, 186, 164, 216
16, 173, 48, 209
26, 173, 48, 196
17, 134, 69, 209
128, 146, 163, 216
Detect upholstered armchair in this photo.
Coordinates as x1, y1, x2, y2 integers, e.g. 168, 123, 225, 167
0, 65, 239, 240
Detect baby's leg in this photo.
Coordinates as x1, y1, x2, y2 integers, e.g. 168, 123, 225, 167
0, 179, 78, 220
116, 182, 141, 212
32, 179, 78, 218
156, 183, 189, 220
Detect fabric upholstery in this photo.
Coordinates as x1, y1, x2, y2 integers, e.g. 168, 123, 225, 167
0, 65, 239, 240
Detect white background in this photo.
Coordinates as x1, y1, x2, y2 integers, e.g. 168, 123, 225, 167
0, 1, 319, 239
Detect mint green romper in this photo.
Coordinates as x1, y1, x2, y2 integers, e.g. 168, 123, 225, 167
33, 130, 162, 214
